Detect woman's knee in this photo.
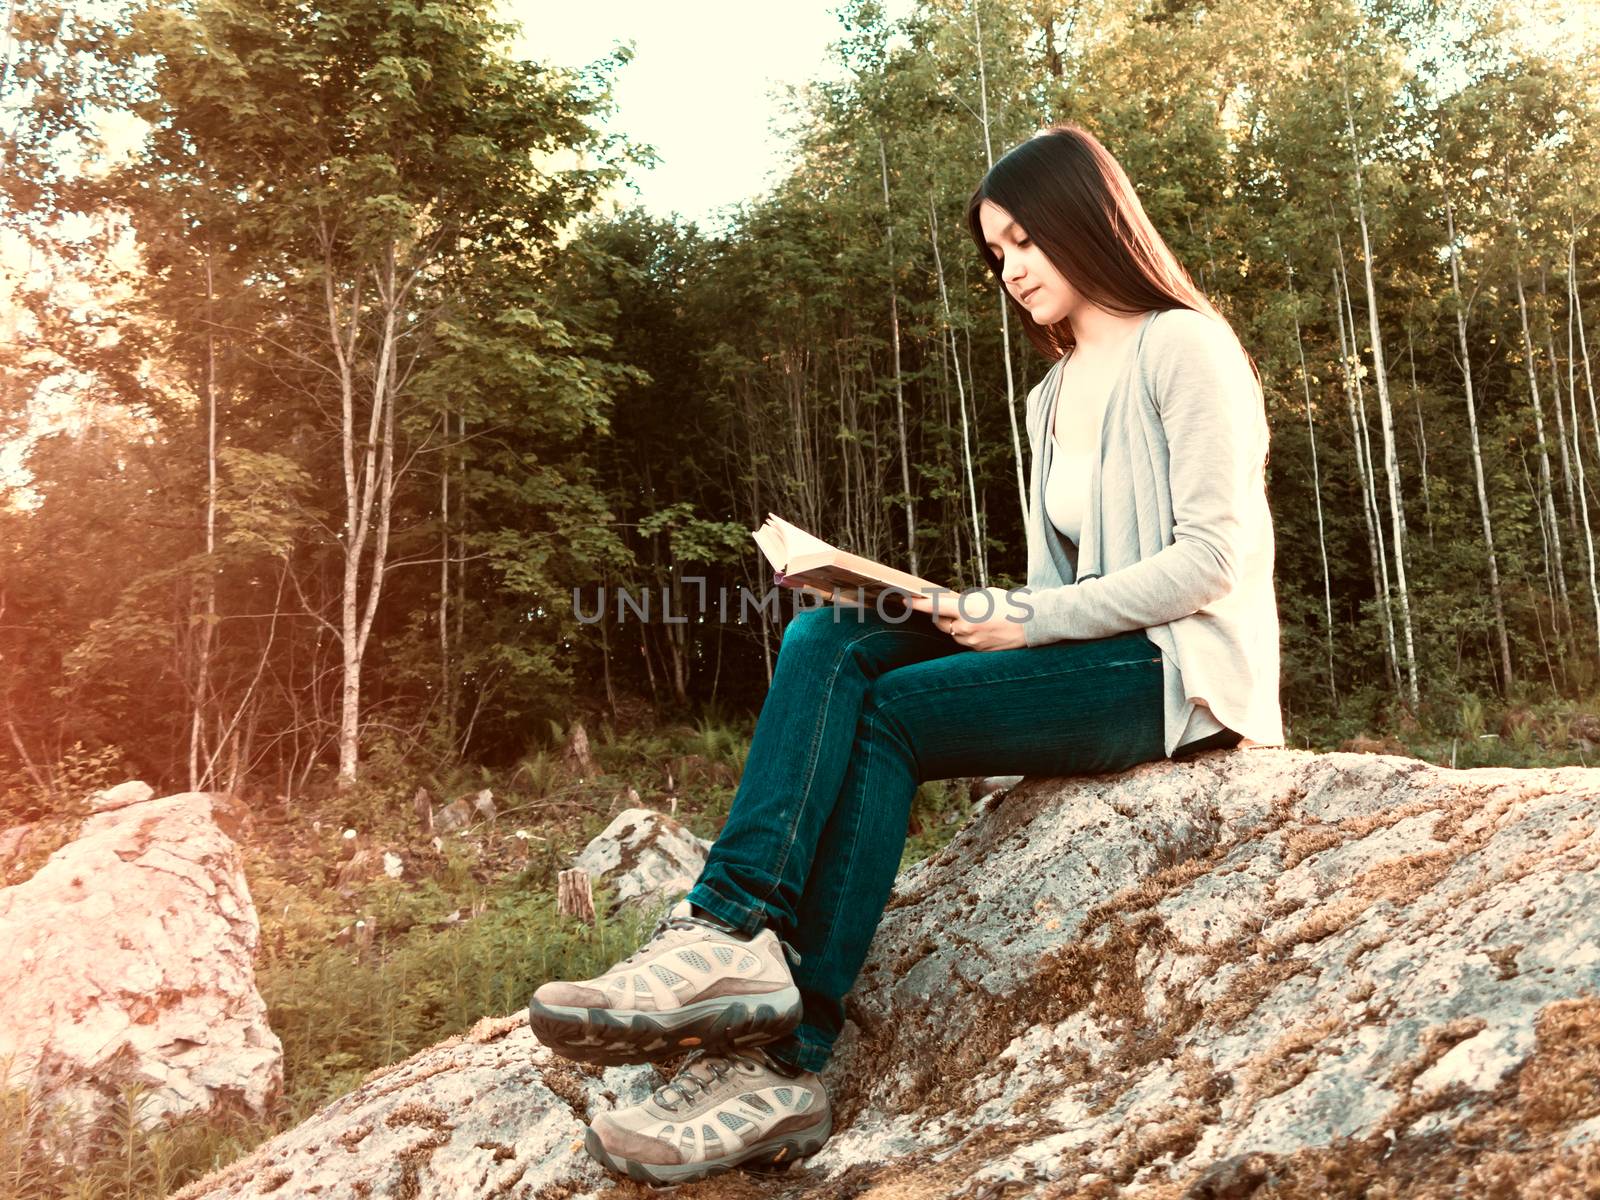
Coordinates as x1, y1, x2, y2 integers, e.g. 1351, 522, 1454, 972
779, 603, 875, 654
860, 677, 919, 756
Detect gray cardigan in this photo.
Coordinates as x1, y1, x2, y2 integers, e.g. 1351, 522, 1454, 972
1021, 307, 1283, 755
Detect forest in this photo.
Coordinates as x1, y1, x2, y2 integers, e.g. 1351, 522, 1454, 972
3, 0, 1600, 811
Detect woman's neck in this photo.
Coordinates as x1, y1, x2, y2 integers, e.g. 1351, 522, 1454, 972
1067, 304, 1152, 356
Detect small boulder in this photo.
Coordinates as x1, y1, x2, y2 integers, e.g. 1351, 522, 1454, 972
1569, 713, 1600, 743
87, 779, 155, 813
572, 808, 711, 915
0, 790, 281, 1149
435, 798, 473, 833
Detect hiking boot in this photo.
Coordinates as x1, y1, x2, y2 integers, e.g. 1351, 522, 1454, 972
527, 899, 802, 1066
584, 1048, 831, 1184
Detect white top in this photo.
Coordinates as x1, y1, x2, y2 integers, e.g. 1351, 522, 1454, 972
1043, 361, 1115, 545
1044, 429, 1093, 544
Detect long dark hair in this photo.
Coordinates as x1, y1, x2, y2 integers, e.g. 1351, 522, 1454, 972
965, 122, 1226, 362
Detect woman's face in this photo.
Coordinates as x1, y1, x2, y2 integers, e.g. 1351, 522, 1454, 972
978, 199, 1080, 327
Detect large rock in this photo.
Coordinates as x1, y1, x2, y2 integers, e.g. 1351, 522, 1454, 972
173, 751, 1600, 1197
823, 749, 1600, 1195
573, 807, 711, 915
0, 790, 282, 1144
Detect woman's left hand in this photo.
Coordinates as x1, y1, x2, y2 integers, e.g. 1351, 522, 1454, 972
906, 586, 1029, 652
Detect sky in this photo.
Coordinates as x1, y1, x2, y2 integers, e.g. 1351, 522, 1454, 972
500, 0, 914, 234
499, 0, 1596, 234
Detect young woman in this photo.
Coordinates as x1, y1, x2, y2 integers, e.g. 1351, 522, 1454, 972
527, 121, 1281, 1185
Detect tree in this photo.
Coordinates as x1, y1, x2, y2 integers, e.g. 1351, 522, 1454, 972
2, 0, 638, 790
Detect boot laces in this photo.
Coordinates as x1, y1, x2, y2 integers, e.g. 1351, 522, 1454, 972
613, 911, 723, 970
654, 1051, 734, 1111
612, 910, 803, 973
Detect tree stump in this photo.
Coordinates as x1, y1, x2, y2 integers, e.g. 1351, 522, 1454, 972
563, 720, 593, 776
558, 867, 595, 925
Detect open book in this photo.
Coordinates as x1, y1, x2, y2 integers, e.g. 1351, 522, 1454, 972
751, 514, 949, 607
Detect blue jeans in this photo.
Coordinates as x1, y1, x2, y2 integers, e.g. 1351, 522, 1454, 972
686, 600, 1235, 1072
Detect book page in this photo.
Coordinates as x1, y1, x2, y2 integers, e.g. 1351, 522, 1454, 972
781, 565, 924, 606
751, 522, 788, 573
753, 513, 950, 601
765, 514, 834, 560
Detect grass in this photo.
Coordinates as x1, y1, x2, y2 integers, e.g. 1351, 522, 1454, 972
0, 1079, 263, 1200
257, 868, 652, 1117
1290, 692, 1600, 771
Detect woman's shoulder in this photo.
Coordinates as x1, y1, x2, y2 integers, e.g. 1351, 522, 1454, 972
1146, 306, 1242, 355
1141, 306, 1252, 384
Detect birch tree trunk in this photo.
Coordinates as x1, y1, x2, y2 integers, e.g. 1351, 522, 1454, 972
838, 357, 854, 549
1566, 227, 1600, 651
737, 380, 777, 687
1508, 197, 1570, 631
972, 0, 1029, 525
190, 250, 219, 790
929, 188, 987, 587
1407, 328, 1433, 546
1445, 190, 1514, 696
1332, 257, 1401, 697
1343, 79, 1418, 708
1575, 224, 1600, 476
1286, 258, 1336, 704
877, 135, 918, 576
330, 234, 405, 786
439, 399, 452, 745
1539, 265, 1578, 536
453, 405, 466, 750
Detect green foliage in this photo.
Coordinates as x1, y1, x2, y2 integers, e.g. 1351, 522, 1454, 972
683, 714, 751, 775
0, 1079, 260, 1200
1, 0, 648, 789
637, 503, 750, 565
215, 449, 321, 560
49, 742, 124, 803
256, 870, 650, 1116
901, 778, 976, 869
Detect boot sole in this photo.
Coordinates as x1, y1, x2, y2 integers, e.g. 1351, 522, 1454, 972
583, 1109, 832, 1183
527, 985, 803, 1066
